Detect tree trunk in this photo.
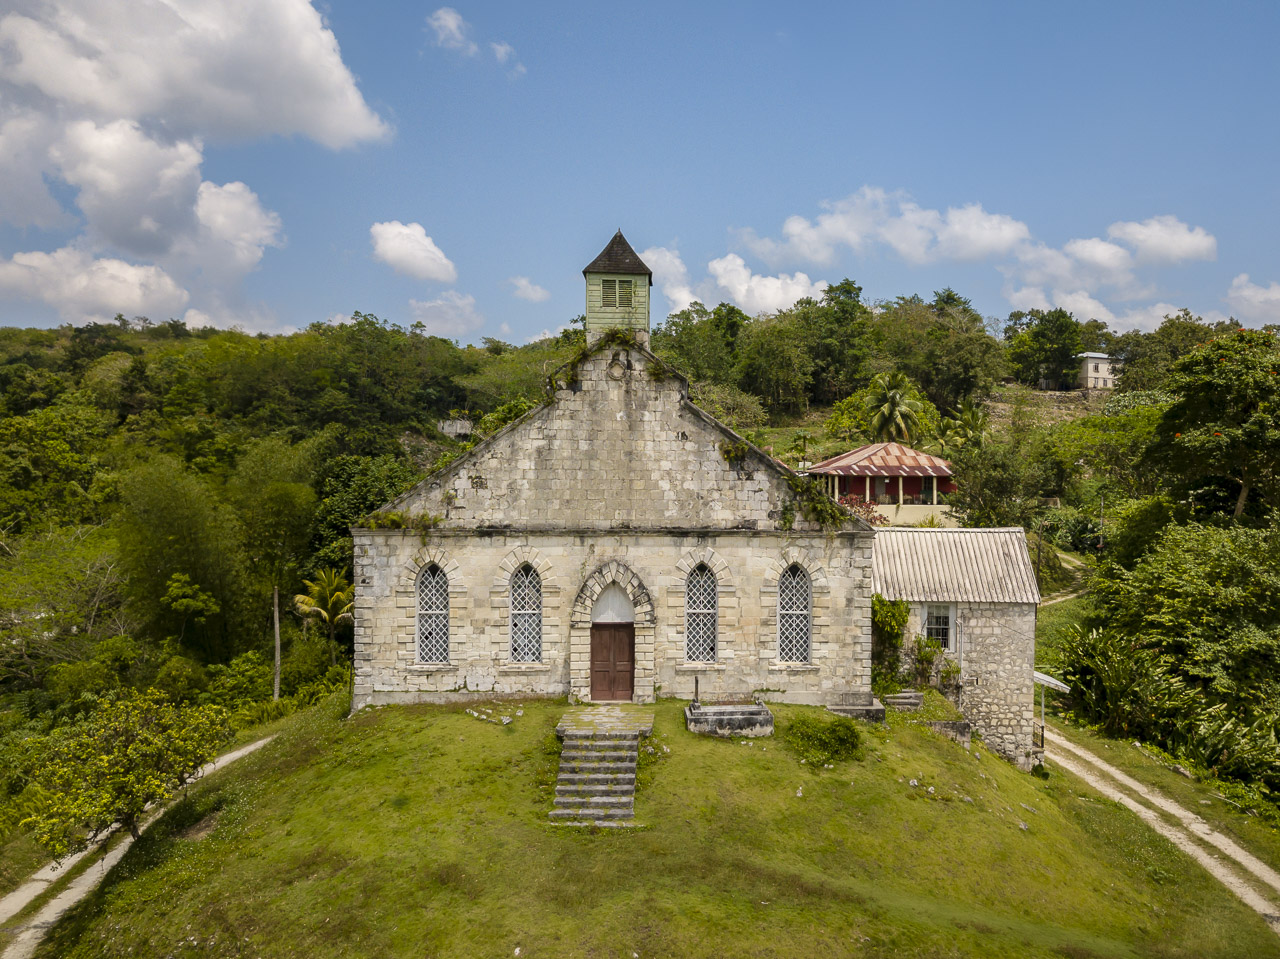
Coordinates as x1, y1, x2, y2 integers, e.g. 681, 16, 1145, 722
273, 584, 281, 701
1234, 478, 1251, 517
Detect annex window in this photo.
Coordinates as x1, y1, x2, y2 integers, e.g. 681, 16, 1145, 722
1093, 363, 1099, 372
416, 564, 449, 663
777, 564, 812, 663
601, 278, 633, 308
924, 603, 953, 651
509, 564, 543, 663
685, 564, 718, 662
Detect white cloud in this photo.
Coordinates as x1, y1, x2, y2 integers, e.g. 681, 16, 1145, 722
0, 246, 189, 322
50, 119, 204, 256
370, 221, 457, 283
1226, 274, 1280, 324
508, 276, 549, 302
427, 7, 478, 55
1051, 290, 1115, 324
1108, 215, 1216, 263
490, 41, 514, 63
0, 108, 67, 228
408, 290, 484, 337
640, 246, 697, 314
742, 187, 1029, 266
0, 0, 388, 148
188, 180, 283, 275
707, 254, 826, 314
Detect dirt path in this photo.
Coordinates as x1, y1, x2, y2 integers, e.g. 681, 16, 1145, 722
0, 735, 275, 959
1040, 589, 1083, 608
1046, 729, 1280, 936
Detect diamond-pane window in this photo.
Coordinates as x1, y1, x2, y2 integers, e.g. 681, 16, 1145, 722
685, 564, 717, 662
510, 565, 542, 663
416, 565, 449, 663
778, 565, 811, 663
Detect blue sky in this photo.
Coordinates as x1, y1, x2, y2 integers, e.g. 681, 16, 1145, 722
1, 1, 1278, 341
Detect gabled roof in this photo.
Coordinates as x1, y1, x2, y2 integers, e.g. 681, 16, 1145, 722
582, 230, 653, 281
808, 442, 952, 477
872, 528, 1040, 605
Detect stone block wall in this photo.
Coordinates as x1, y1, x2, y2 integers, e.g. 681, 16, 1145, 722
902, 601, 1036, 768
392, 347, 814, 533
351, 528, 874, 711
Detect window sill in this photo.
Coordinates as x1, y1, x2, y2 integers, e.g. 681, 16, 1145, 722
675, 663, 725, 672
407, 663, 456, 673
768, 662, 819, 672
498, 663, 551, 673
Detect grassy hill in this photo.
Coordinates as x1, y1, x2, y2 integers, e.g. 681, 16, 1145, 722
29, 696, 1280, 959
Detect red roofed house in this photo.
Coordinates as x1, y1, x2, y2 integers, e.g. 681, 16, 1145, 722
806, 442, 956, 525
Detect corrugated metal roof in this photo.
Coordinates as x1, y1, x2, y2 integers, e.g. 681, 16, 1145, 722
808, 442, 953, 477
872, 528, 1041, 605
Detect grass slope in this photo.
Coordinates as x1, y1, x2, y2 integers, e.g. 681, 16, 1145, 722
30, 696, 1280, 959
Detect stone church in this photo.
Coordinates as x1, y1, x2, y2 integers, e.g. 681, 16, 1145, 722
351, 231, 878, 713
350, 231, 1038, 767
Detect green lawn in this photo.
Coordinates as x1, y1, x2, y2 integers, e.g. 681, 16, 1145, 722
26, 695, 1280, 959
1036, 594, 1093, 668
0, 829, 46, 897
1047, 718, 1280, 875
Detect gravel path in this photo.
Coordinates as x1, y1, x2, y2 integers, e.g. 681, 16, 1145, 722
0, 735, 276, 959
1046, 728, 1280, 936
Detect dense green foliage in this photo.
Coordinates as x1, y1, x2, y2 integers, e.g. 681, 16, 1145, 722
24, 690, 231, 855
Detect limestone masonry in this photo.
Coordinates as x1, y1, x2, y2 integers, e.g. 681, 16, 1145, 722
351, 232, 1040, 770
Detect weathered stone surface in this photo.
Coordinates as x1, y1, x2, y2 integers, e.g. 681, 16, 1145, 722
685, 703, 774, 737
352, 341, 875, 713
900, 601, 1036, 769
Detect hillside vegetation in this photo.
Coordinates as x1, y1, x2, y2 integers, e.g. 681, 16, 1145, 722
25, 696, 1280, 959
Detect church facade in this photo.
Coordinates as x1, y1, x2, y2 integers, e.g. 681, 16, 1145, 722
351, 232, 878, 713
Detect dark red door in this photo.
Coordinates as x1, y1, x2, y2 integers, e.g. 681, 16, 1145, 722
590, 623, 635, 701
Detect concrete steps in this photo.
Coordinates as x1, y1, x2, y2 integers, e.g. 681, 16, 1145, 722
549, 731, 641, 826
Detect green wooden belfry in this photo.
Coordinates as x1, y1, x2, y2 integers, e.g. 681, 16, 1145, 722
582, 230, 652, 342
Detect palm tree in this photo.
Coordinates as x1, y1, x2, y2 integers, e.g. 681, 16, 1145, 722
294, 569, 355, 664
864, 372, 922, 444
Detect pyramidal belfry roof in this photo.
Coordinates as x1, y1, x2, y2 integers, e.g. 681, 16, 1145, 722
583, 230, 653, 282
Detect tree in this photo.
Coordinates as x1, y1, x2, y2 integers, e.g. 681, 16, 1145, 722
229, 438, 319, 699
864, 372, 923, 444
24, 690, 230, 858
1111, 309, 1230, 391
118, 459, 248, 664
309, 454, 420, 574
294, 569, 354, 664
1147, 328, 1280, 516
1004, 308, 1083, 390
734, 312, 815, 414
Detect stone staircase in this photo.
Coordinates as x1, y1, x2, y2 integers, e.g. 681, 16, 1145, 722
883, 690, 924, 712
549, 730, 640, 825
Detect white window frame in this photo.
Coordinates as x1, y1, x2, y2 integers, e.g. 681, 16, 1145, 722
923, 603, 957, 655
509, 564, 542, 663
777, 565, 812, 663
416, 565, 450, 664
684, 564, 718, 663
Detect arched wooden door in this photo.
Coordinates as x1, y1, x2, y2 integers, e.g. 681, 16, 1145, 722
589, 582, 635, 701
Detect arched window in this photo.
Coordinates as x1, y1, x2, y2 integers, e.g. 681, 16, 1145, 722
416, 564, 449, 663
777, 564, 811, 663
685, 564, 717, 662
509, 564, 542, 663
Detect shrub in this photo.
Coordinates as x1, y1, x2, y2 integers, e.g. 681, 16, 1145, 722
206, 651, 272, 708
870, 594, 908, 693
783, 712, 863, 765
153, 655, 209, 702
